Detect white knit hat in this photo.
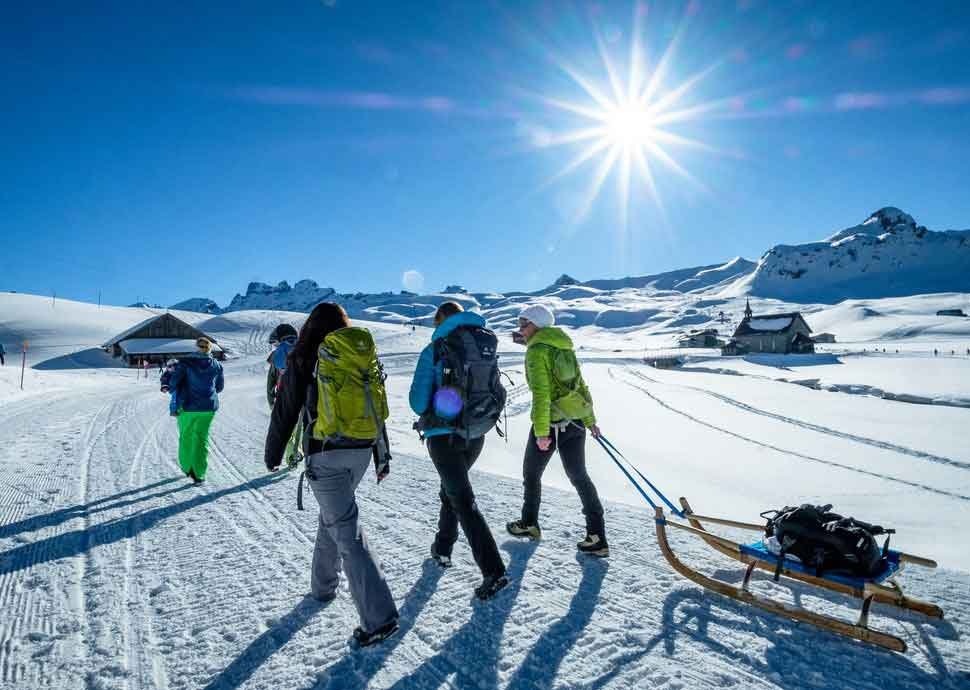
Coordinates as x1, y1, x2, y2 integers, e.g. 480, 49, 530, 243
519, 304, 555, 329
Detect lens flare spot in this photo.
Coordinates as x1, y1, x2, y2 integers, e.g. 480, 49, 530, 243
433, 387, 463, 420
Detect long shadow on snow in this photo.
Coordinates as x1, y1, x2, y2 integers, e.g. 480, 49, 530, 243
33, 348, 128, 370
505, 554, 609, 690
373, 541, 539, 690
201, 560, 446, 690
638, 586, 964, 690
0, 473, 287, 576
0, 477, 188, 541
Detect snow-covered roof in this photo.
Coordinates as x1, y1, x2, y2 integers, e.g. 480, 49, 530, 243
102, 314, 161, 348
747, 317, 793, 331
118, 338, 222, 355
734, 312, 810, 337
102, 312, 215, 348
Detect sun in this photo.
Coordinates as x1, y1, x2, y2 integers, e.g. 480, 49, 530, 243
604, 105, 656, 147
530, 6, 723, 225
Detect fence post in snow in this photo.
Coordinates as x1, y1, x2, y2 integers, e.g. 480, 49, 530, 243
20, 342, 27, 391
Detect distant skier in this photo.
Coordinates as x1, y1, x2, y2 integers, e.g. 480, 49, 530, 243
409, 301, 508, 600
267, 323, 303, 468
506, 304, 609, 557
0, 342, 5, 366
167, 338, 224, 484
264, 302, 399, 647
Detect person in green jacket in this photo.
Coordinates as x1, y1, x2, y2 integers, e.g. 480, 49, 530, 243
506, 304, 609, 557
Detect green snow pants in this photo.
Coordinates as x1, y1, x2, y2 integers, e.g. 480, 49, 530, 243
177, 410, 215, 480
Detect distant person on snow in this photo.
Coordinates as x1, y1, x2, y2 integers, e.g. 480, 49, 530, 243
0, 342, 5, 366
167, 338, 224, 485
267, 323, 303, 468
264, 302, 399, 647
506, 304, 609, 557
409, 301, 509, 601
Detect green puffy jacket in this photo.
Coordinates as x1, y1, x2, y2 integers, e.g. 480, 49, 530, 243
525, 327, 596, 437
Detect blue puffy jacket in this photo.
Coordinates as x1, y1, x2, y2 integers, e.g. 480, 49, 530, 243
169, 354, 225, 412
409, 311, 488, 438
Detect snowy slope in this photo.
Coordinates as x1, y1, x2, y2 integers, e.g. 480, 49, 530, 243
2, 295, 969, 688
738, 208, 970, 303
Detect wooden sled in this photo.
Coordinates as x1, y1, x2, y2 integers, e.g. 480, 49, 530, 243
654, 498, 944, 653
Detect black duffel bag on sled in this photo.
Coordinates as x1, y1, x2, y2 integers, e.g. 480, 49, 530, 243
761, 503, 895, 580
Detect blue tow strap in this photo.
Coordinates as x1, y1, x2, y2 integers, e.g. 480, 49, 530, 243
596, 434, 685, 518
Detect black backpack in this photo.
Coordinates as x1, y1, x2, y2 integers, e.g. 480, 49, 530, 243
420, 325, 507, 440
762, 504, 893, 579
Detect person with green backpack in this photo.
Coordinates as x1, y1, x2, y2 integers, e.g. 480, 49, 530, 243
506, 304, 609, 557
264, 302, 398, 647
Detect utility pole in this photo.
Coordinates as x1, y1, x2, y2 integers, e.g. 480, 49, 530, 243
98, 290, 101, 309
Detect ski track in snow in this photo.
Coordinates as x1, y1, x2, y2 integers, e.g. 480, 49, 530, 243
1, 360, 968, 689
626, 369, 970, 471
611, 367, 970, 504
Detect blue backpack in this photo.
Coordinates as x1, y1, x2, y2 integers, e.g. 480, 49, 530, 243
273, 336, 297, 372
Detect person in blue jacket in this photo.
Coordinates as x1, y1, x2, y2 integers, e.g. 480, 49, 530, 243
168, 337, 224, 484
409, 301, 507, 600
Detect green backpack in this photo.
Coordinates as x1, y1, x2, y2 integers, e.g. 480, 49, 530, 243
312, 327, 389, 442
551, 348, 594, 421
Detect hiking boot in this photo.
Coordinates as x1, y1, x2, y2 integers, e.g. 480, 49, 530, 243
429, 543, 452, 569
474, 573, 509, 601
308, 591, 337, 604
352, 619, 399, 648
506, 520, 541, 540
192, 476, 205, 485
577, 534, 609, 558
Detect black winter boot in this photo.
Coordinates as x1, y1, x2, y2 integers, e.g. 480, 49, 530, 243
577, 534, 609, 558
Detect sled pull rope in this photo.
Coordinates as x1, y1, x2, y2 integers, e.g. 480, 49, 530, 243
597, 434, 685, 518
594, 435, 659, 512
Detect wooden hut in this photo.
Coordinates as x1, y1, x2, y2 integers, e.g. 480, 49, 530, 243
726, 301, 814, 354
102, 313, 224, 366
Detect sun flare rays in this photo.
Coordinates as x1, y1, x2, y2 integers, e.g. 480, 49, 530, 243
532, 7, 722, 224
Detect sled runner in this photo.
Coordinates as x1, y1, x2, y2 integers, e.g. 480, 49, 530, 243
652, 497, 943, 653
593, 434, 943, 652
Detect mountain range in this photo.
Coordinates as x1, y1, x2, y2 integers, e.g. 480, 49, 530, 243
170, 207, 970, 330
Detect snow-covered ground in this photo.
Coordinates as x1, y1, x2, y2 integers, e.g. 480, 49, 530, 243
1, 294, 969, 688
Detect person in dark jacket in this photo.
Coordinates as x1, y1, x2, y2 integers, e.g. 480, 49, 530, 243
409, 301, 508, 600
264, 303, 399, 647
168, 338, 224, 484
0, 343, 5, 366
266, 323, 302, 468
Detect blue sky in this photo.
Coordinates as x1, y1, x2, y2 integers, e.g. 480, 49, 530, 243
3, 0, 969, 307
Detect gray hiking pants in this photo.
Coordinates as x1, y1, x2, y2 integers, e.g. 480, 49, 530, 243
306, 448, 398, 633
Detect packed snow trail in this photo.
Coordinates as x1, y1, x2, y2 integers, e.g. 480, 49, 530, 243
1, 357, 969, 688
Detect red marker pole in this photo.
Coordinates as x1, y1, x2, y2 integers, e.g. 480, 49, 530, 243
20, 341, 28, 391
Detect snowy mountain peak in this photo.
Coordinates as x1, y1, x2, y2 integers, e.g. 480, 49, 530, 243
169, 297, 222, 314
553, 274, 580, 287
865, 206, 916, 229
745, 208, 970, 303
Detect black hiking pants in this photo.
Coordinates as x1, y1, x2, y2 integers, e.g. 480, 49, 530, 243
428, 435, 506, 579
521, 423, 606, 539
